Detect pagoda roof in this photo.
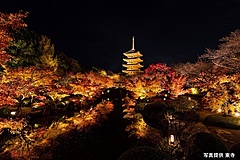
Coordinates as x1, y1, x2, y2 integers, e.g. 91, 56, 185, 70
123, 51, 143, 58
123, 57, 143, 63
122, 64, 143, 68
124, 48, 138, 53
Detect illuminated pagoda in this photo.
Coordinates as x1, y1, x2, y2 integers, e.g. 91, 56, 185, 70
122, 36, 144, 76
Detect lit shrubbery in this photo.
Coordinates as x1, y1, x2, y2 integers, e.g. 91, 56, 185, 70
204, 114, 240, 129
168, 95, 198, 112
186, 132, 227, 159
202, 74, 240, 114
0, 118, 27, 135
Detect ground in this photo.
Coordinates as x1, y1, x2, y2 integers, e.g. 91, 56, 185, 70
196, 109, 240, 150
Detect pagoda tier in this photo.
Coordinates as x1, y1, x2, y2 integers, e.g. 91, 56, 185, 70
122, 63, 143, 68
123, 51, 143, 58
122, 36, 144, 76
123, 57, 143, 63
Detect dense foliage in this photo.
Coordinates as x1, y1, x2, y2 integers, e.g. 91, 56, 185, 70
202, 74, 240, 114
124, 63, 187, 99
174, 29, 240, 114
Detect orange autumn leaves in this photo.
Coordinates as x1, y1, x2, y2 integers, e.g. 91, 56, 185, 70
124, 63, 187, 99
0, 11, 28, 54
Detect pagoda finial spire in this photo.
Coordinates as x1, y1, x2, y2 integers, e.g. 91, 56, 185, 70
132, 36, 135, 50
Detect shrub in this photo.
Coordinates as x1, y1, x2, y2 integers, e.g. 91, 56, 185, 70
204, 114, 240, 129
141, 101, 169, 129
0, 108, 10, 118
186, 132, 227, 160
229, 143, 240, 159
169, 95, 198, 112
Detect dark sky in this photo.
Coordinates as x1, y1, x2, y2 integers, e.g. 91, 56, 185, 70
1, 0, 240, 73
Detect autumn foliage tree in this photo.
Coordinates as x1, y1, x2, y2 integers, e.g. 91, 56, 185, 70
144, 63, 187, 97
6, 29, 42, 68
171, 28, 240, 114
39, 35, 58, 71
0, 11, 30, 105
124, 63, 187, 99
123, 74, 158, 99
173, 61, 223, 92
68, 71, 114, 98
0, 11, 28, 53
200, 29, 240, 74
173, 29, 240, 93
0, 66, 59, 107
56, 51, 80, 75
6, 29, 59, 72
0, 11, 28, 76
202, 74, 240, 114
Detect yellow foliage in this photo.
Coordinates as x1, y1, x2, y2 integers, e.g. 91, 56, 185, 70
203, 74, 240, 113
69, 72, 114, 98
39, 36, 58, 72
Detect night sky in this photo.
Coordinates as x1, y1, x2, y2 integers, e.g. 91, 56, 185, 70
1, 0, 240, 73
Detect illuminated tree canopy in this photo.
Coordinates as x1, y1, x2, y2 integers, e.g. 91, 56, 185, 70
0, 11, 28, 54
200, 29, 240, 74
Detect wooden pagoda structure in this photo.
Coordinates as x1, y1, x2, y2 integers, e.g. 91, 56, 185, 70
122, 37, 143, 76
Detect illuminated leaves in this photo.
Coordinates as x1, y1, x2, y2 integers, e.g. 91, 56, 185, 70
0, 66, 59, 106
169, 75, 188, 97
0, 11, 28, 54
0, 64, 116, 107
0, 118, 27, 135
39, 36, 58, 71
0, 11, 28, 30
144, 63, 186, 93
123, 63, 187, 99
69, 71, 114, 97
174, 29, 240, 90
200, 29, 240, 73
0, 54, 12, 65
202, 74, 240, 113
6, 29, 43, 68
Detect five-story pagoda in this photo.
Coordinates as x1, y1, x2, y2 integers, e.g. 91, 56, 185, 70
122, 36, 143, 76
